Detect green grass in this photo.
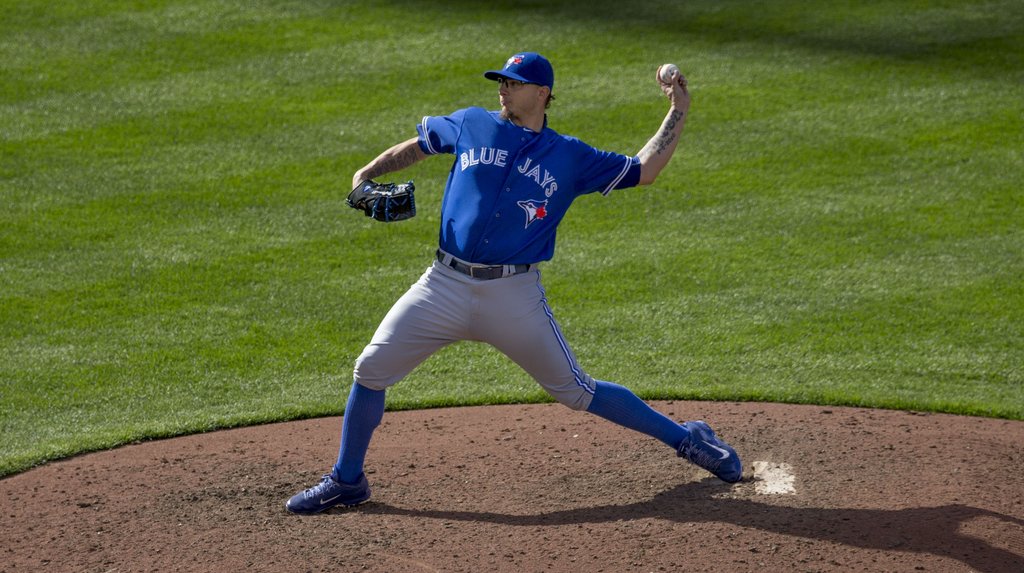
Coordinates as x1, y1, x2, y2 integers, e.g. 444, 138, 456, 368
2, 0, 1022, 477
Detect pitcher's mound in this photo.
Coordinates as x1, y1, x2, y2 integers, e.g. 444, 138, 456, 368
2, 401, 1022, 572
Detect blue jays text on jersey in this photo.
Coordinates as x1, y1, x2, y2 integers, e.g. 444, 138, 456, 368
416, 107, 642, 266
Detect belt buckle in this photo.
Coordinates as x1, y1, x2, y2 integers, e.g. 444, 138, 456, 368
469, 265, 488, 279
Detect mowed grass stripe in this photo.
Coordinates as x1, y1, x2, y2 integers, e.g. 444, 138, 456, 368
1, 0, 1021, 476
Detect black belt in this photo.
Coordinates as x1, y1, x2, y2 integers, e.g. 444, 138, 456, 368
436, 250, 532, 280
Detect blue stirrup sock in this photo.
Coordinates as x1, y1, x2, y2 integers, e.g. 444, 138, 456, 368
333, 382, 386, 485
586, 380, 688, 450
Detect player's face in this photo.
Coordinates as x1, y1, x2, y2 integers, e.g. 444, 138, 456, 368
498, 78, 546, 123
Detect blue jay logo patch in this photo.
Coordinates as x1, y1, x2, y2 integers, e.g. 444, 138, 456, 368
517, 199, 548, 228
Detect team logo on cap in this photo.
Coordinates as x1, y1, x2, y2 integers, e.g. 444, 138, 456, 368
506, 55, 524, 68
517, 199, 548, 228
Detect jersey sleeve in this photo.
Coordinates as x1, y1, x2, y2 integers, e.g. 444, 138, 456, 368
576, 144, 642, 196
416, 108, 469, 155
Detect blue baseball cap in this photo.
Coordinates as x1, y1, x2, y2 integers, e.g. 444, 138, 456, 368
484, 52, 554, 89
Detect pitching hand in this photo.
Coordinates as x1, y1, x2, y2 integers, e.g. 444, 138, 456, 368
657, 67, 690, 114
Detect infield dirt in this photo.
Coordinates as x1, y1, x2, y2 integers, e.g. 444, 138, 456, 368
2, 401, 1022, 572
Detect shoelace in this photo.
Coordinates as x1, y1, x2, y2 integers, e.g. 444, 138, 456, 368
685, 446, 725, 471
303, 475, 337, 500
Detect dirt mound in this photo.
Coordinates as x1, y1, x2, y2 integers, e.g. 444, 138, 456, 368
3, 402, 1022, 572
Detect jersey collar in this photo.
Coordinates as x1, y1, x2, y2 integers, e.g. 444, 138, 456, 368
502, 112, 548, 134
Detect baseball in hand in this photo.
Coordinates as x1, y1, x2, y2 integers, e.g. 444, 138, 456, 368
659, 63, 679, 84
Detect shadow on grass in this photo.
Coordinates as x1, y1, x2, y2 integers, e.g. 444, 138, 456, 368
382, 0, 1023, 76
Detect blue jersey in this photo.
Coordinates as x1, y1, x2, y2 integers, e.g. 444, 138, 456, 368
416, 107, 642, 265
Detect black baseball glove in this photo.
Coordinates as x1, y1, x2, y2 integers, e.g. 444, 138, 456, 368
346, 180, 416, 222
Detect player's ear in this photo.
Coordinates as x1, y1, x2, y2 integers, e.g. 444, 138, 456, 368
537, 85, 552, 106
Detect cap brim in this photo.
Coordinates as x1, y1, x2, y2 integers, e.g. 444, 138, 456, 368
484, 70, 531, 83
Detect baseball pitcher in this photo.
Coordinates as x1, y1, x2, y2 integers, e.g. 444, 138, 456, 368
287, 52, 742, 514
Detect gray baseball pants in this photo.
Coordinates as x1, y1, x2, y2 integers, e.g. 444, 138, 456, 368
353, 259, 597, 411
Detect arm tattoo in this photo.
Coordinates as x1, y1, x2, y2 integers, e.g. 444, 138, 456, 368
647, 109, 685, 157
365, 144, 421, 180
